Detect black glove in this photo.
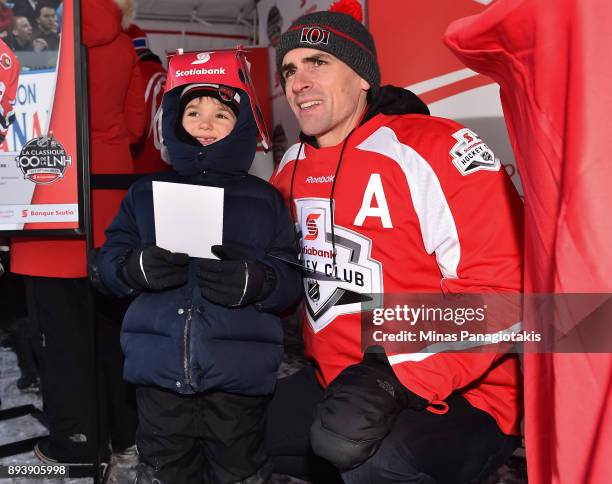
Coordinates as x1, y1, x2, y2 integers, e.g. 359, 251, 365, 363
87, 248, 114, 297
196, 244, 275, 307
310, 346, 428, 470
120, 246, 189, 292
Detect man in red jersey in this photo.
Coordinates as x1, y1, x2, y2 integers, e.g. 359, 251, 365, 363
0, 38, 19, 143
266, 1, 524, 483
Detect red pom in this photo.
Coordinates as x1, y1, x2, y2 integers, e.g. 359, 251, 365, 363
329, 0, 363, 22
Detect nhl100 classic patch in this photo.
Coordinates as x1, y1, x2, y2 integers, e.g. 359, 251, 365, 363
16, 135, 72, 184
449, 128, 500, 176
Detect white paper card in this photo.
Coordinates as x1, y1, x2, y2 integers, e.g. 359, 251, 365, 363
153, 181, 223, 258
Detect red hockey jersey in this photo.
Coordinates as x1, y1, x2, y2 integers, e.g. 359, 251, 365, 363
129, 56, 170, 174
271, 112, 524, 436
0, 39, 19, 140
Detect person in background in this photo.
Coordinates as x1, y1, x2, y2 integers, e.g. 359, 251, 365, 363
5, 16, 48, 52
87, 0, 145, 250
31, 1, 58, 50
268, 1, 524, 483
125, 23, 171, 174
10, 0, 145, 469
12, 0, 38, 25
97, 49, 302, 484
0, 237, 41, 395
54, 1, 61, 33
82, 0, 145, 477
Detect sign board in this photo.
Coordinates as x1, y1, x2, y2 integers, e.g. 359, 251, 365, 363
0, 0, 87, 234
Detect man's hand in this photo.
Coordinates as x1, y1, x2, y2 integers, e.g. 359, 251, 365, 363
121, 246, 189, 292
33, 38, 48, 53
310, 346, 428, 470
196, 244, 274, 307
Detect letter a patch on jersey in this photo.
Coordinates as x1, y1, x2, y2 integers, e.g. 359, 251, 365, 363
450, 128, 500, 176
354, 173, 393, 228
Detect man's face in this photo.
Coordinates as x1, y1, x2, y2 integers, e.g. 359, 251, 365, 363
281, 48, 370, 147
14, 17, 33, 41
38, 7, 58, 33
181, 95, 237, 146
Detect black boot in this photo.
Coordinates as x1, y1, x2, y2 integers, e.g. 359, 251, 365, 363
17, 373, 40, 392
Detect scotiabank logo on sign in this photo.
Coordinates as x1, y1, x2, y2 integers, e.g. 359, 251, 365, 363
296, 198, 383, 333
304, 213, 320, 240
191, 52, 211, 65
16, 136, 72, 185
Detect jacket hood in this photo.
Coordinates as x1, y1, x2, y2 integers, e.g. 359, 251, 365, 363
82, 0, 122, 48
161, 86, 258, 176
299, 85, 429, 146
113, 0, 136, 30
362, 85, 429, 122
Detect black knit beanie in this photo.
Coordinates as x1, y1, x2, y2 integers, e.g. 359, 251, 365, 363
275, 0, 380, 97
179, 84, 240, 118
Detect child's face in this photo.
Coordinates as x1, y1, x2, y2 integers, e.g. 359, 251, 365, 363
181, 96, 237, 146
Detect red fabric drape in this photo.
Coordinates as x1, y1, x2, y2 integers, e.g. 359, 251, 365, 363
444, 1, 612, 482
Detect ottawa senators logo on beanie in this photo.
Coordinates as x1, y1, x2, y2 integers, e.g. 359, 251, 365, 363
275, 0, 380, 96
300, 27, 330, 45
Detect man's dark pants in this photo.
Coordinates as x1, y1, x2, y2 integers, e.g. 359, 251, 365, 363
24, 276, 137, 461
24, 276, 98, 460
267, 365, 519, 484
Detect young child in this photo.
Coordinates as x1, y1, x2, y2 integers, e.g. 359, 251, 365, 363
97, 50, 302, 484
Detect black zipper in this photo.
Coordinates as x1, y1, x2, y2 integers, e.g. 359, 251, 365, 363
183, 308, 192, 385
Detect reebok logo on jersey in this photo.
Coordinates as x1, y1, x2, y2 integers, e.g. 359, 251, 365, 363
306, 175, 335, 184
450, 128, 500, 176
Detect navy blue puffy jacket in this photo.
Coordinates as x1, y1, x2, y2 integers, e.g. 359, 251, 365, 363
97, 85, 302, 395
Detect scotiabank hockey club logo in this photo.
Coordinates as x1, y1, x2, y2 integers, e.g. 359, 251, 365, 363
296, 198, 383, 333
450, 128, 500, 176
16, 136, 72, 185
